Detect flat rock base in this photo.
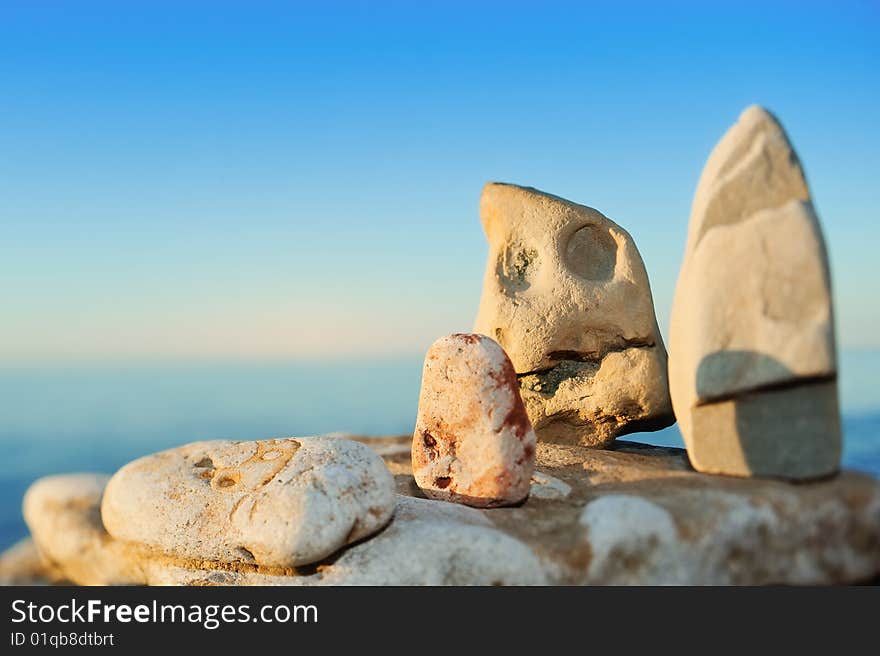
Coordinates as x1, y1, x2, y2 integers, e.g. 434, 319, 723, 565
377, 435, 880, 585
3, 435, 879, 585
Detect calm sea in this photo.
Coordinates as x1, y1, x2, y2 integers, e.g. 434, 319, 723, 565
2, 350, 878, 550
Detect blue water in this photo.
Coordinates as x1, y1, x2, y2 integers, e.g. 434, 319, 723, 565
2, 351, 878, 550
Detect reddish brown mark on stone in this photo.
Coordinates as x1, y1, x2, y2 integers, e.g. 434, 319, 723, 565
435, 476, 452, 489
451, 333, 482, 344
468, 466, 523, 500
422, 431, 436, 448
420, 430, 438, 461
515, 443, 535, 466
420, 420, 460, 454
486, 356, 533, 439
488, 355, 520, 393
494, 469, 515, 489
413, 422, 459, 471
502, 402, 532, 440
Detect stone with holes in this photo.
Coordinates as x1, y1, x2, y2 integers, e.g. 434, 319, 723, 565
101, 436, 396, 568
412, 333, 536, 507
473, 182, 673, 447
18, 476, 548, 586
669, 106, 841, 479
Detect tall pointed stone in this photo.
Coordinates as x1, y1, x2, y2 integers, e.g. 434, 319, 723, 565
474, 183, 673, 447
669, 105, 841, 479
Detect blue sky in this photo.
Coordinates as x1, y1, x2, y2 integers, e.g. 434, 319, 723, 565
1, 1, 877, 361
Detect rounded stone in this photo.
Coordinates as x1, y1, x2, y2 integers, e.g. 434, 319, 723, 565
412, 333, 536, 507
23, 473, 143, 585
101, 436, 396, 568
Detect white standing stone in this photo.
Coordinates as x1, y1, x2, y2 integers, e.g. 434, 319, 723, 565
101, 436, 396, 568
412, 333, 536, 507
669, 105, 841, 479
473, 183, 673, 447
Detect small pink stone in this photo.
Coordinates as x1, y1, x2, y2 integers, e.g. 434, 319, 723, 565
412, 333, 537, 508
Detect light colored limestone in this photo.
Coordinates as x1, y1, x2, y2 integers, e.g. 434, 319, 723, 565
0, 538, 66, 585
412, 333, 536, 507
19, 478, 547, 586
9, 437, 880, 585
473, 182, 673, 447
669, 105, 841, 478
160, 496, 545, 586
579, 495, 682, 584
285, 496, 547, 585
23, 473, 145, 585
101, 436, 395, 568
529, 471, 572, 500
383, 435, 880, 585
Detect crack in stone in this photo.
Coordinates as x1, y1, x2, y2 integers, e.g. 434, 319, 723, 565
694, 373, 837, 407
516, 339, 657, 384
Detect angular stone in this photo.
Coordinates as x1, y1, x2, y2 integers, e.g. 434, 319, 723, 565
529, 471, 572, 500
101, 436, 395, 568
473, 182, 673, 447
669, 105, 841, 478
412, 333, 536, 507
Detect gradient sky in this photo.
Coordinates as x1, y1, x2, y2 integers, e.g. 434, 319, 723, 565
1, 1, 878, 362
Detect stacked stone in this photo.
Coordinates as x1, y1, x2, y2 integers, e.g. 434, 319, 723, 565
669, 106, 841, 480
473, 183, 674, 447
1, 105, 875, 587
